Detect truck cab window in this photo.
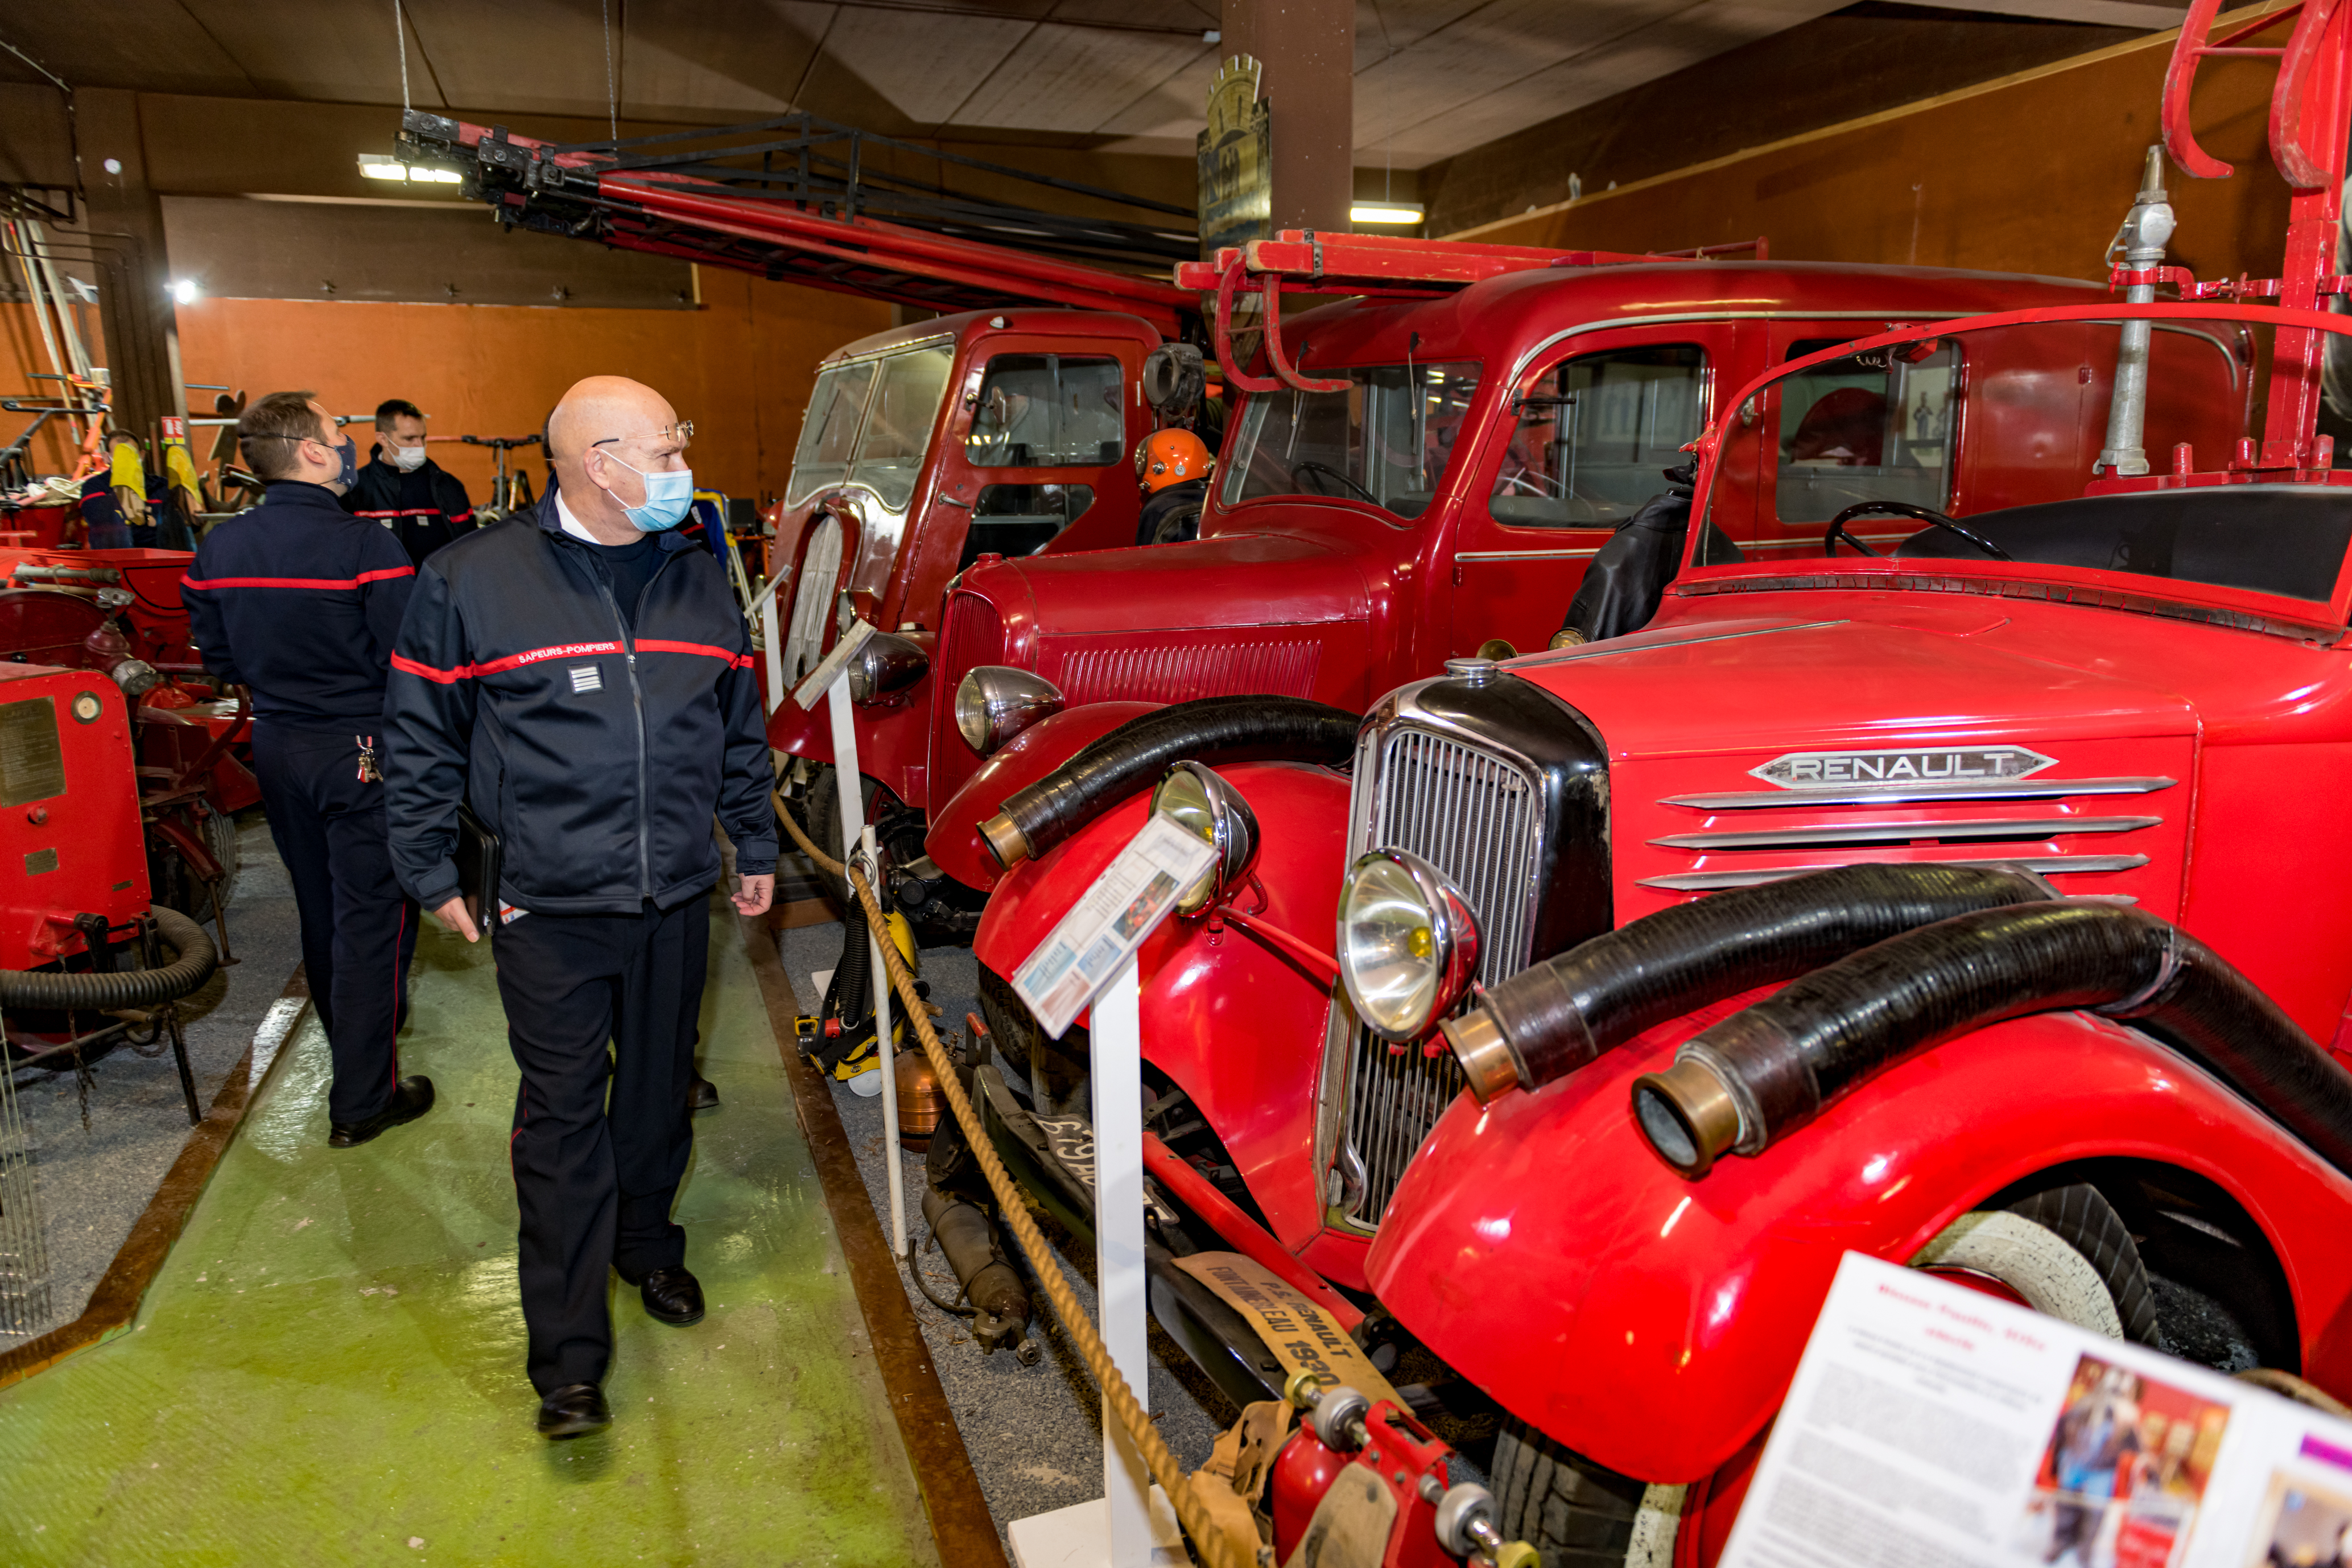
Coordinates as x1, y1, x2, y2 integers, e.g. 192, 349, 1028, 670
958, 484, 1096, 569
1222, 362, 1480, 520
965, 354, 1125, 468
1491, 345, 1705, 526
785, 360, 877, 506
1776, 338, 1958, 523
847, 344, 955, 511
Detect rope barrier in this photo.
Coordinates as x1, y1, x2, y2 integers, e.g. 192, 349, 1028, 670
774, 789, 1258, 1568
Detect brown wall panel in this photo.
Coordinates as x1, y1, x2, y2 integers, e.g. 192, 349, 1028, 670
1447, 6, 2297, 288
0, 274, 890, 505
160, 195, 696, 309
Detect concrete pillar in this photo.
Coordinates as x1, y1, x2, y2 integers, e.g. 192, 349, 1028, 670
1223, 0, 1354, 234
74, 89, 187, 441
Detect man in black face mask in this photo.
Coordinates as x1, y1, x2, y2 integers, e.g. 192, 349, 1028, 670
183, 390, 432, 1148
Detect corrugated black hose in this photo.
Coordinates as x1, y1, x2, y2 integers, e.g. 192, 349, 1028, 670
0, 906, 218, 1012
1635, 901, 2352, 1180
984, 694, 1359, 868
1443, 863, 2056, 1101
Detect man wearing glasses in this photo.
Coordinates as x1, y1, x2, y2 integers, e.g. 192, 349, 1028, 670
382, 376, 777, 1438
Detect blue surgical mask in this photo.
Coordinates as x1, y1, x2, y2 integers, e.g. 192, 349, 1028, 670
601, 451, 694, 532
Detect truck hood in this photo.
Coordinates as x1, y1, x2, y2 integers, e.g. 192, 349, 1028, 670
1506, 609, 2200, 921
959, 531, 1376, 709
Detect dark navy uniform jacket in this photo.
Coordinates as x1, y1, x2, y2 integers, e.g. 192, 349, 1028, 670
344, 449, 477, 566
382, 492, 778, 918
180, 481, 417, 729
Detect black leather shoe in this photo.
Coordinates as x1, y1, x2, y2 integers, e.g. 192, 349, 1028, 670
688, 1074, 720, 1112
536, 1383, 610, 1438
616, 1264, 705, 1326
329, 1076, 435, 1148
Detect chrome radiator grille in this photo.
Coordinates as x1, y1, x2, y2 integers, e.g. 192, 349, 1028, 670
1330, 721, 1544, 1228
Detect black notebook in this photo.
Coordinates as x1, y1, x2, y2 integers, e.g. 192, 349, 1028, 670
453, 803, 502, 934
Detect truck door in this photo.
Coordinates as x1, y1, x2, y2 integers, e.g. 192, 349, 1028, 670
1449, 325, 1733, 656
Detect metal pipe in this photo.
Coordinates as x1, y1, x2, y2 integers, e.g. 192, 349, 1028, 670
1141, 1130, 1364, 1330
2098, 146, 2177, 477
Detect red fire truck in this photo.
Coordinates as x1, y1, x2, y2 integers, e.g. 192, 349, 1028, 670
944, 2, 2352, 1563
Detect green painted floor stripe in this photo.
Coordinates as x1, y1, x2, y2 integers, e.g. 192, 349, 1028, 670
0, 897, 940, 1568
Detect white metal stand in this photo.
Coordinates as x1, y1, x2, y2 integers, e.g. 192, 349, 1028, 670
826, 669, 907, 1261
1008, 955, 1153, 1567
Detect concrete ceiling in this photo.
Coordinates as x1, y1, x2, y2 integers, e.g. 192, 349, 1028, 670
0, 0, 2193, 171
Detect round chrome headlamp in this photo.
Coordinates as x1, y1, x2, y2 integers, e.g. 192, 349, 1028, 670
954, 666, 1063, 755
1336, 849, 1480, 1043
1150, 761, 1258, 915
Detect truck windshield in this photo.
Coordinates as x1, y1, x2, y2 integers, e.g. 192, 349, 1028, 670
965, 354, 1125, 467
848, 344, 956, 511
1688, 319, 2352, 608
1222, 362, 1480, 520
784, 360, 877, 507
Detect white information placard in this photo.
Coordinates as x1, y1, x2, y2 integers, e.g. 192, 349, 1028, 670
1723, 1251, 2352, 1568
1011, 814, 1216, 1040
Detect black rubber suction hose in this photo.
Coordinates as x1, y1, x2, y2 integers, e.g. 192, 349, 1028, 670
1441, 863, 2056, 1102
0, 906, 218, 1012
982, 695, 1359, 868
1633, 901, 2352, 1181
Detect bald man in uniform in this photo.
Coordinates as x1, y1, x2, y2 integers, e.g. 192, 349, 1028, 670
382, 377, 776, 1437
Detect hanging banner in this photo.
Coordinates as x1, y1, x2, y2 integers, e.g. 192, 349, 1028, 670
1198, 56, 1272, 261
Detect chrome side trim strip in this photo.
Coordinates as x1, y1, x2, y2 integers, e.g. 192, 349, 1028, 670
1649, 815, 2161, 850
1637, 853, 2151, 890
1660, 777, 2178, 809
1455, 548, 1603, 560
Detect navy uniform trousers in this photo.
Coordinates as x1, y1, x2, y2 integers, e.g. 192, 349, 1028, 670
494, 893, 707, 1394
251, 723, 419, 1125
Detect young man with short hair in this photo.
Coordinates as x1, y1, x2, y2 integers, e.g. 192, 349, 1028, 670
345, 398, 476, 564
182, 391, 432, 1148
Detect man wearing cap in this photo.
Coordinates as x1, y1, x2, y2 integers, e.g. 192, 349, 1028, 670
382, 375, 775, 1439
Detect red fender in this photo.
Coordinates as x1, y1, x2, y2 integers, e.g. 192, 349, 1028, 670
971, 759, 1356, 1268
1365, 1005, 2352, 1483
925, 700, 1161, 890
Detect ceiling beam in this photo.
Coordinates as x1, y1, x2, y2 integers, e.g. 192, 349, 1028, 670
1899, 0, 2190, 29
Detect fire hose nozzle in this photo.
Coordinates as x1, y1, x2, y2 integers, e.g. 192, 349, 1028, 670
1632, 1058, 1743, 1179
980, 811, 1029, 869
1441, 1007, 1521, 1104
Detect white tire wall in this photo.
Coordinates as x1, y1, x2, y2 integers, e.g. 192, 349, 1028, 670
783, 514, 844, 688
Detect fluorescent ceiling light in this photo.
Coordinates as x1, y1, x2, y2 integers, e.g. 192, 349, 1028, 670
357, 156, 462, 184
1351, 203, 1423, 226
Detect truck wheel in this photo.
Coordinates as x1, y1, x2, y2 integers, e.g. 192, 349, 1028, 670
800, 766, 880, 907
1495, 1186, 2151, 1565
1912, 1183, 2157, 1344
1491, 1425, 1677, 1567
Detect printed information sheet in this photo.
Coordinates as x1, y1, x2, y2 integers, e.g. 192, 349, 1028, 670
1010, 813, 1216, 1039
1723, 1252, 2352, 1568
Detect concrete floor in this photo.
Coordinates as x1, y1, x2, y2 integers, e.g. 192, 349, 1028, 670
778, 917, 1229, 1545
9, 811, 306, 1339
0, 892, 941, 1566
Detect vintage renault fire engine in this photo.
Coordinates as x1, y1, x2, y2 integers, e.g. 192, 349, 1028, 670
910, 247, 2161, 907
944, 3, 2352, 1563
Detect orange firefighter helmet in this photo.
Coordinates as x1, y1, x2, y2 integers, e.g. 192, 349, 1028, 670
1135, 428, 1211, 493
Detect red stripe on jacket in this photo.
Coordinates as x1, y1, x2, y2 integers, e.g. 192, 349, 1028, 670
184, 566, 416, 591
638, 638, 756, 669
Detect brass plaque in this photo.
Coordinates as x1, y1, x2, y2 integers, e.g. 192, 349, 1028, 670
24, 848, 57, 875
0, 698, 65, 806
